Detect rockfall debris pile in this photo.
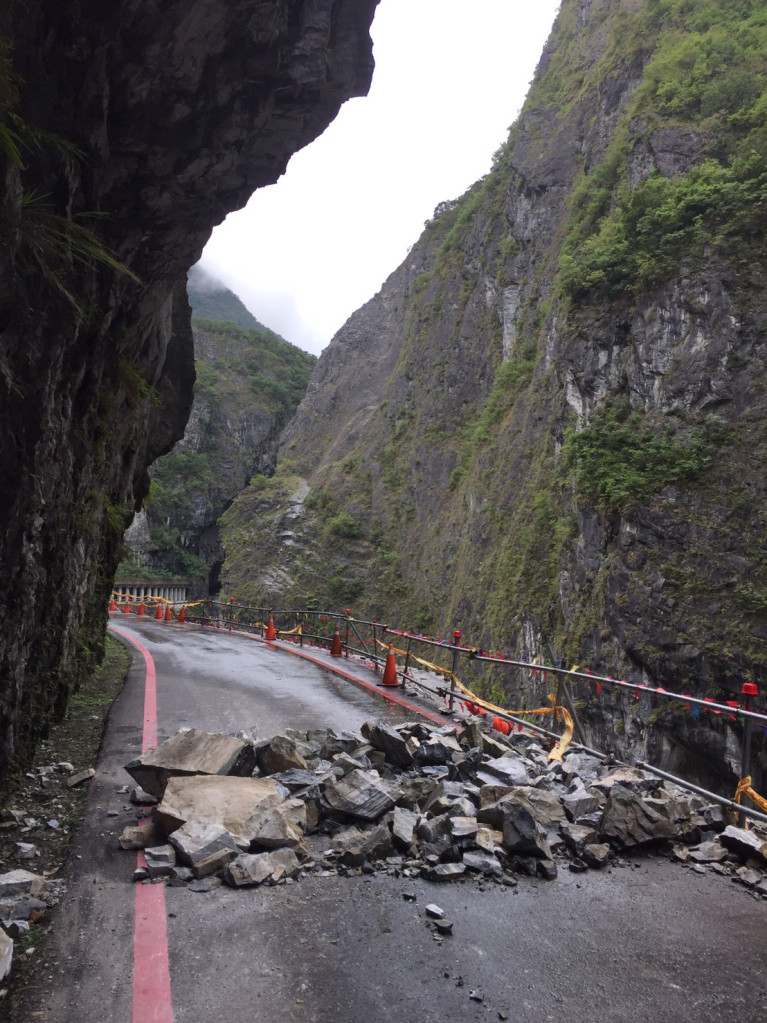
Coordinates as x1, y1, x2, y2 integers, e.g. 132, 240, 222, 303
117, 720, 767, 897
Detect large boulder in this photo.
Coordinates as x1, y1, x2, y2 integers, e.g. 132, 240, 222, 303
125, 729, 257, 798
599, 785, 678, 849
154, 775, 289, 847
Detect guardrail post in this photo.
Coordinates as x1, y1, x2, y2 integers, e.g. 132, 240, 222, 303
738, 680, 758, 824
403, 635, 413, 686
345, 609, 350, 659
371, 620, 378, 671
449, 630, 461, 712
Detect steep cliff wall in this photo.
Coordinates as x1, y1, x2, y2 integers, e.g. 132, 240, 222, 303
222, 0, 767, 783
124, 316, 315, 594
0, 0, 378, 779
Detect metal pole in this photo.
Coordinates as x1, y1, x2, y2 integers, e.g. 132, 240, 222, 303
345, 609, 350, 659
738, 681, 758, 824
449, 630, 461, 712
403, 636, 413, 687
544, 641, 588, 747
371, 621, 378, 672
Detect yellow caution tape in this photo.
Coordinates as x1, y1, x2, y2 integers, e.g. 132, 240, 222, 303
734, 776, 767, 827
379, 640, 574, 762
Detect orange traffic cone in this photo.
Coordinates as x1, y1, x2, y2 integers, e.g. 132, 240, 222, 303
164, 605, 172, 623
155, 603, 163, 620
265, 615, 276, 641
137, 602, 145, 616
330, 627, 342, 657
109, 597, 116, 612
380, 645, 399, 687
178, 605, 186, 624
122, 600, 130, 614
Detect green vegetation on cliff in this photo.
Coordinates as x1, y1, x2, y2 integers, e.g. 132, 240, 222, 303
557, 0, 767, 297
131, 317, 315, 590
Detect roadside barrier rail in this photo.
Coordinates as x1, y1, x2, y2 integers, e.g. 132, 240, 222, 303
110, 595, 767, 824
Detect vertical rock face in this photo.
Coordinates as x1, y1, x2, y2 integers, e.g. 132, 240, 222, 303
222, 0, 767, 781
0, 0, 378, 778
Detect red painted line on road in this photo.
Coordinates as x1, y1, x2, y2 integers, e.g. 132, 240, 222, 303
110, 623, 158, 754
108, 623, 174, 1023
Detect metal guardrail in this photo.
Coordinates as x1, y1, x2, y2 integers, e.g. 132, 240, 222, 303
180, 599, 767, 824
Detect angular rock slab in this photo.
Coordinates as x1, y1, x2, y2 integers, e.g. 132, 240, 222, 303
154, 775, 289, 847
719, 824, 767, 863
599, 785, 678, 849
391, 806, 419, 851
463, 850, 503, 877
323, 769, 400, 822
0, 870, 46, 899
331, 824, 393, 866
0, 929, 12, 982
125, 728, 257, 798
361, 721, 413, 769
118, 823, 165, 850
144, 844, 176, 879
223, 848, 301, 888
255, 735, 308, 775
501, 804, 552, 859
168, 821, 239, 878
475, 755, 530, 788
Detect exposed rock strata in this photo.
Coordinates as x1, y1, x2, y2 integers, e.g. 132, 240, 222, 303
0, 0, 378, 778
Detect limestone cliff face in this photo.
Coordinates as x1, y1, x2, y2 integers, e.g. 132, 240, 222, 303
222, 0, 767, 785
0, 0, 378, 778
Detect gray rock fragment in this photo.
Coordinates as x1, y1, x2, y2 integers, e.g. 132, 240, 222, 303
500, 804, 552, 859
130, 786, 158, 806
391, 806, 419, 851
688, 841, 728, 864
0, 930, 12, 982
188, 875, 223, 893
0, 871, 46, 899
426, 862, 466, 882
599, 785, 678, 849
323, 769, 400, 822
168, 821, 238, 877
476, 756, 530, 788
361, 722, 413, 768
13, 843, 38, 860
331, 824, 392, 866
462, 851, 502, 877
119, 824, 164, 850
719, 825, 767, 864
255, 735, 308, 775
562, 785, 600, 822
66, 768, 95, 788
143, 844, 176, 879
582, 843, 610, 869
223, 848, 300, 888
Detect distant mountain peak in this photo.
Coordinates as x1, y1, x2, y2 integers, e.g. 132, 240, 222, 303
187, 264, 264, 331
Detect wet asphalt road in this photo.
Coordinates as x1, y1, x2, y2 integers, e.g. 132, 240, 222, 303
15, 618, 767, 1023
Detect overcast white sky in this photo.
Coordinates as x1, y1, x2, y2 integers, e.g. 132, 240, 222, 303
200, 0, 561, 354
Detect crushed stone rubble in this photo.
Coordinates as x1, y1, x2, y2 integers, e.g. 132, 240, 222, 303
1, 720, 765, 982
112, 719, 767, 900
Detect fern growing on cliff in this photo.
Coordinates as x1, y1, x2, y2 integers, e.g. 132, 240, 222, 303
0, 38, 139, 315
